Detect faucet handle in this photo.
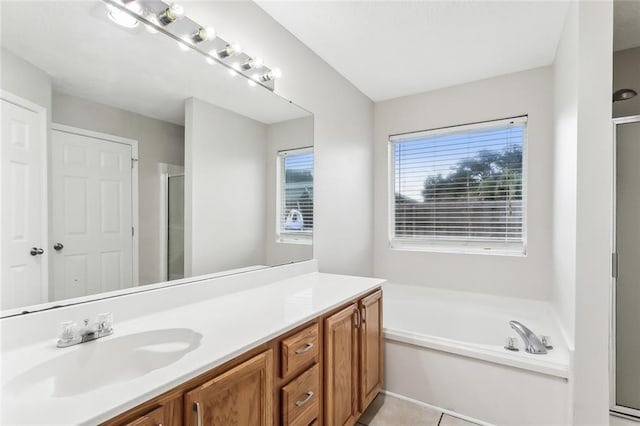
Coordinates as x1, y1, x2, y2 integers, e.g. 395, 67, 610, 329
97, 312, 114, 331
58, 321, 78, 342
540, 335, 553, 350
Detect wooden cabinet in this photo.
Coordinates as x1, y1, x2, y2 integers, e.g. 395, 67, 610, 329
184, 350, 273, 426
324, 290, 383, 426
281, 324, 319, 380
281, 364, 320, 426
103, 288, 382, 426
324, 303, 359, 426
103, 390, 182, 426
359, 290, 383, 412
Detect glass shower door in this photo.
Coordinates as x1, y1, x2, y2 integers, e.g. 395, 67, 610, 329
167, 174, 184, 281
613, 118, 640, 418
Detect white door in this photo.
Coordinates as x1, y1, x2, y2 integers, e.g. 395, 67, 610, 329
51, 128, 133, 300
0, 97, 47, 310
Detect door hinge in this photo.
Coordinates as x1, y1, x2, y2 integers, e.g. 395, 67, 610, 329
131, 158, 138, 168
132, 226, 135, 237
612, 252, 618, 278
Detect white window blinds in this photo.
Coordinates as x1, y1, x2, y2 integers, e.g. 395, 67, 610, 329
390, 116, 527, 253
278, 149, 313, 241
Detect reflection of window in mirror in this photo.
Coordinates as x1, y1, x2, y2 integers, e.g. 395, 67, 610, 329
277, 148, 313, 244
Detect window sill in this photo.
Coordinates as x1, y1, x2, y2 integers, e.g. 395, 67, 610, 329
389, 239, 526, 257
276, 236, 313, 246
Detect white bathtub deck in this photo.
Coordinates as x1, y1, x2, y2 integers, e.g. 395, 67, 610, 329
382, 282, 570, 378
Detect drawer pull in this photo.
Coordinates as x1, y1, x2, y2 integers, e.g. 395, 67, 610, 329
295, 342, 314, 355
295, 391, 314, 407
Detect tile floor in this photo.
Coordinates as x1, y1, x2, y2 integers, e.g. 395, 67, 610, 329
357, 393, 479, 426
357, 394, 640, 426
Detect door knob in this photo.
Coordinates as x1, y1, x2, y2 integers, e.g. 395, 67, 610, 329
30, 247, 44, 256
53, 243, 64, 251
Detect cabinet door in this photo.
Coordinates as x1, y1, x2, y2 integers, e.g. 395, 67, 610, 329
124, 407, 164, 426
324, 303, 359, 426
359, 290, 383, 412
185, 350, 273, 426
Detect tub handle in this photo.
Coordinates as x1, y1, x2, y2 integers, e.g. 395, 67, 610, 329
354, 308, 361, 329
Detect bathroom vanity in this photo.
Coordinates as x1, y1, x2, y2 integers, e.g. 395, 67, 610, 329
102, 288, 382, 426
1, 268, 384, 426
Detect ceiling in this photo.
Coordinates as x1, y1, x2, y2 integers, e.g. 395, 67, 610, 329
614, 0, 640, 51
257, 1, 570, 102
1, 1, 308, 125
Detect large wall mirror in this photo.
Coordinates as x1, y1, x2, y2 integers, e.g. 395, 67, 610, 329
0, 1, 314, 316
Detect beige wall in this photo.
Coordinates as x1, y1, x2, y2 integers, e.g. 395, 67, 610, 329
373, 67, 554, 300
184, 98, 267, 277
613, 47, 640, 118
51, 92, 184, 286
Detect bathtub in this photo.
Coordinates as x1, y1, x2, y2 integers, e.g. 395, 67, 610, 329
382, 282, 571, 426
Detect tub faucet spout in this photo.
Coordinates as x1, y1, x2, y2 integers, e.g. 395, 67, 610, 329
509, 320, 547, 354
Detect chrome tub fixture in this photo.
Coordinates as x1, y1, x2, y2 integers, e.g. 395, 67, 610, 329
508, 320, 548, 355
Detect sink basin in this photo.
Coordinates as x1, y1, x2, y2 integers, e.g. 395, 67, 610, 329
4, 328, 202, 398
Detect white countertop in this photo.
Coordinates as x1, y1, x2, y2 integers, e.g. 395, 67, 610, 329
1, 272, 384, 425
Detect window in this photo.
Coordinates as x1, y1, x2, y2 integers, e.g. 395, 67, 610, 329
277, 148, 313, 243
390, 116, 527, 254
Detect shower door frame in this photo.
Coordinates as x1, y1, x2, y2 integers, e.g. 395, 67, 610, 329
158, 163, 185, 283
610, 114, 640, 420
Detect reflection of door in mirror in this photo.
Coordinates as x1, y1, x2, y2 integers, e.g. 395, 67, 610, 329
50, 126, 137, 301
0, 95, 48, 310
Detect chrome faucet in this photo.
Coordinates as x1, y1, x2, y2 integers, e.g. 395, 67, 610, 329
57, 313, 114, 348
509, 320, 547, 354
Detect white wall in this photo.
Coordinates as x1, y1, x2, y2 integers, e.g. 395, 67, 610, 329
373, 68, 554, 300
613, 47, 640, 118
185, 97, 267, 276
552, 2, 579, 347
552, 2, 613, 423
265, 116, 314, 266
51, 92, 184, 286
1, 48, 51, 116
186, 2, 374, 277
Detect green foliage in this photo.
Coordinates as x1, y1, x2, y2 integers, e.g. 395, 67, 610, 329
422, 147, 522, 202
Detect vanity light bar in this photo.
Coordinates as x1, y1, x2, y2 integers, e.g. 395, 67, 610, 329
102, 0, 279, 91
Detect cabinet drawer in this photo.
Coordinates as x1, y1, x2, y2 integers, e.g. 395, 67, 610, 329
281, 364, 320, 426
281, 323, 319, 378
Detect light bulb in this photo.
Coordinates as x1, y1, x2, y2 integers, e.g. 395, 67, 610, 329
271, 68, 282, 79
206, 57, 215, 65
242, 56, 264, 70
228, 68, 238, 77
192, 25, 216, 43
158, 3, 184, 25
248, 79, 257, 87
177, 36, 191, 52
209, 49, 219, 59
107, 2, 142, 28
218, 42, 242, 58
258, 68, 282, 82
252, 74, 260, 82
